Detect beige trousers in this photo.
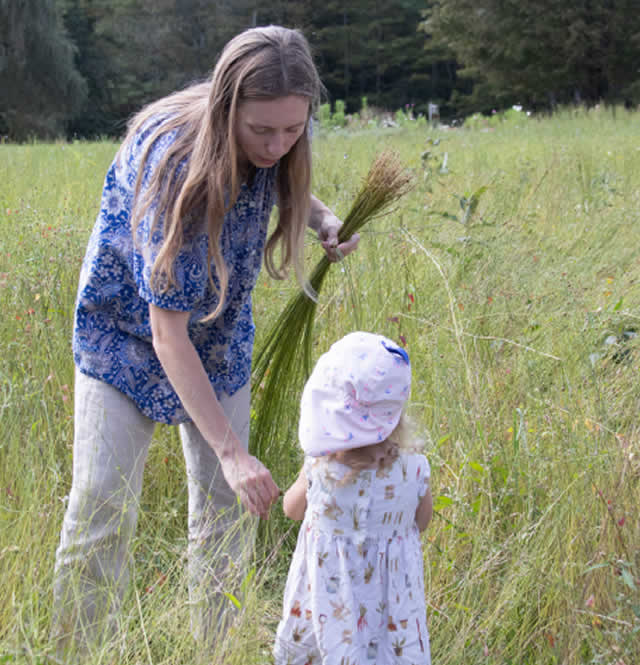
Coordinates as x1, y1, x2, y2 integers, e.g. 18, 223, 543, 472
51, 369, 254, 662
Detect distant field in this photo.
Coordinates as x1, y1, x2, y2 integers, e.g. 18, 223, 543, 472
1, 107, 638, 664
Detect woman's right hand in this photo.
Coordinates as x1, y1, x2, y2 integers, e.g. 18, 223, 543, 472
221, 449, 281, 520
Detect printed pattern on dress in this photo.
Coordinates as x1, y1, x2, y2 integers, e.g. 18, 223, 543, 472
274, 453, 431, 665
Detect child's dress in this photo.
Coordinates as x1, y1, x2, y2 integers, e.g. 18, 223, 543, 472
274, 453, 431, 665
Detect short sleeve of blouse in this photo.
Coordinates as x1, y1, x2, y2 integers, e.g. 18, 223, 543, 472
415, 453, 431, 500
130, 128, 210, 312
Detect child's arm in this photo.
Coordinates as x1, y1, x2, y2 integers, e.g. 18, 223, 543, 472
283, 467, 308, 521
415, 487, 433, 532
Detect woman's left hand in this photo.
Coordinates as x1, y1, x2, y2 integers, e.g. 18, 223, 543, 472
310, 195, 360, 262
319, 217, 360, 263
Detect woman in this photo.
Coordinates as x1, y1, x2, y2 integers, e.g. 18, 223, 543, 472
51, 24, 358, 660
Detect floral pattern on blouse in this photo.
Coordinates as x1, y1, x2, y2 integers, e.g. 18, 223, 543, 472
274, 453, 431, 665
73, 116, 278, 424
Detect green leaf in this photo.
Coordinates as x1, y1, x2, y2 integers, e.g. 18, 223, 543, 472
434, 495, 453, 511
469, 461, 485, 473
224, 592, 242, 610
621, 567, 636, 590
613, 297, 623, 311
437, 434, 451, 446
241, 566, 256, 594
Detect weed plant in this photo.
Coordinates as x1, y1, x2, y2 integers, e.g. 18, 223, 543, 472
1, 107, 639, 664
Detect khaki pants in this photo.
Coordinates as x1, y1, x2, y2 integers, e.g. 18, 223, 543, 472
51, 369, 254, 662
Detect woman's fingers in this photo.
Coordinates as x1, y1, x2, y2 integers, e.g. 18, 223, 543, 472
338, 232, 360, 257
321, 232, 360, 262
225, 453, 280, 519
245, 468, 280, 518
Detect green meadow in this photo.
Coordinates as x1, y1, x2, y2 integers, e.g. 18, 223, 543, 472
1, 107, 639, 664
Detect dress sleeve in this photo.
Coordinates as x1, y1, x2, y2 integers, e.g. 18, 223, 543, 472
415, 454, 431, 500
303, 456, 315, 491
130, 128, 210, 312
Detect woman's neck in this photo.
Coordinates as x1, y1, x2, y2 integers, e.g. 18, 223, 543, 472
237, 159, 257, 186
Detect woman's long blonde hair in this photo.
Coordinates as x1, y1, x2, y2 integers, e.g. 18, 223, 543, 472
119, 25, 322, 320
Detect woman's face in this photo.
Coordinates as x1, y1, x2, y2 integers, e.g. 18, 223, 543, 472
236, 95, 309, 169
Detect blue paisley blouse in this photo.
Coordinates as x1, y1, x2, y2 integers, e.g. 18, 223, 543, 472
73, 117, 278, 424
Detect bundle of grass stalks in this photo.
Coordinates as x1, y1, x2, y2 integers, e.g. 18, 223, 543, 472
250, 151, 414, 469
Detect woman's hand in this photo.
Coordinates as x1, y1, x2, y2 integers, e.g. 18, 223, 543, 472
220, 448, 281, 520
310, 195, 360, 262
319, 220, 360, 263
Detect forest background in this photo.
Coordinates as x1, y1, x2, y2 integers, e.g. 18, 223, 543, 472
2, 2, 640, 664
2, 0, 640, 141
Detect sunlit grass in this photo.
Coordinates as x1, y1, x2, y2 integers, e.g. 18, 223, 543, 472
1, 107, 639, 663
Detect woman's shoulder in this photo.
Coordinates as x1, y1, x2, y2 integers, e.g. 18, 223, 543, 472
119, 114, 182, 173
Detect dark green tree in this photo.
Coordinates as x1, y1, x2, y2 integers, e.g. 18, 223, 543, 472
61, 0, 123, 137
15, 0, 474, 138
421, 0, 640, 111
307, 0, 448, 116
0, 0, 87, 139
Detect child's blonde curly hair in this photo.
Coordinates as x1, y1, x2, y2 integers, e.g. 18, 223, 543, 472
322, 413, 422, 485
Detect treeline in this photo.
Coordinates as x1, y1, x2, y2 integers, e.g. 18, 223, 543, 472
1, 0, 640, 141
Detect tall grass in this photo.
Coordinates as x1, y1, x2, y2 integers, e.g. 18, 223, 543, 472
1, 106, 639, 664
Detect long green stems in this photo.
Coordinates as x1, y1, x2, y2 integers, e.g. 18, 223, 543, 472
250, 152, 413, 463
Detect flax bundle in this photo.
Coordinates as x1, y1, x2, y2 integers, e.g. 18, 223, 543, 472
250, 151, 413, 462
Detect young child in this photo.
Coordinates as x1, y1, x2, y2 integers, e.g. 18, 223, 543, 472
274, 331, 433, 665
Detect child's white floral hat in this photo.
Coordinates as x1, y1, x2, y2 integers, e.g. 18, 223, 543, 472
299, 331, 411, 457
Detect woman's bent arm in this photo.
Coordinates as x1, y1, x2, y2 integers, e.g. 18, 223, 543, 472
149, 304, 280, 519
